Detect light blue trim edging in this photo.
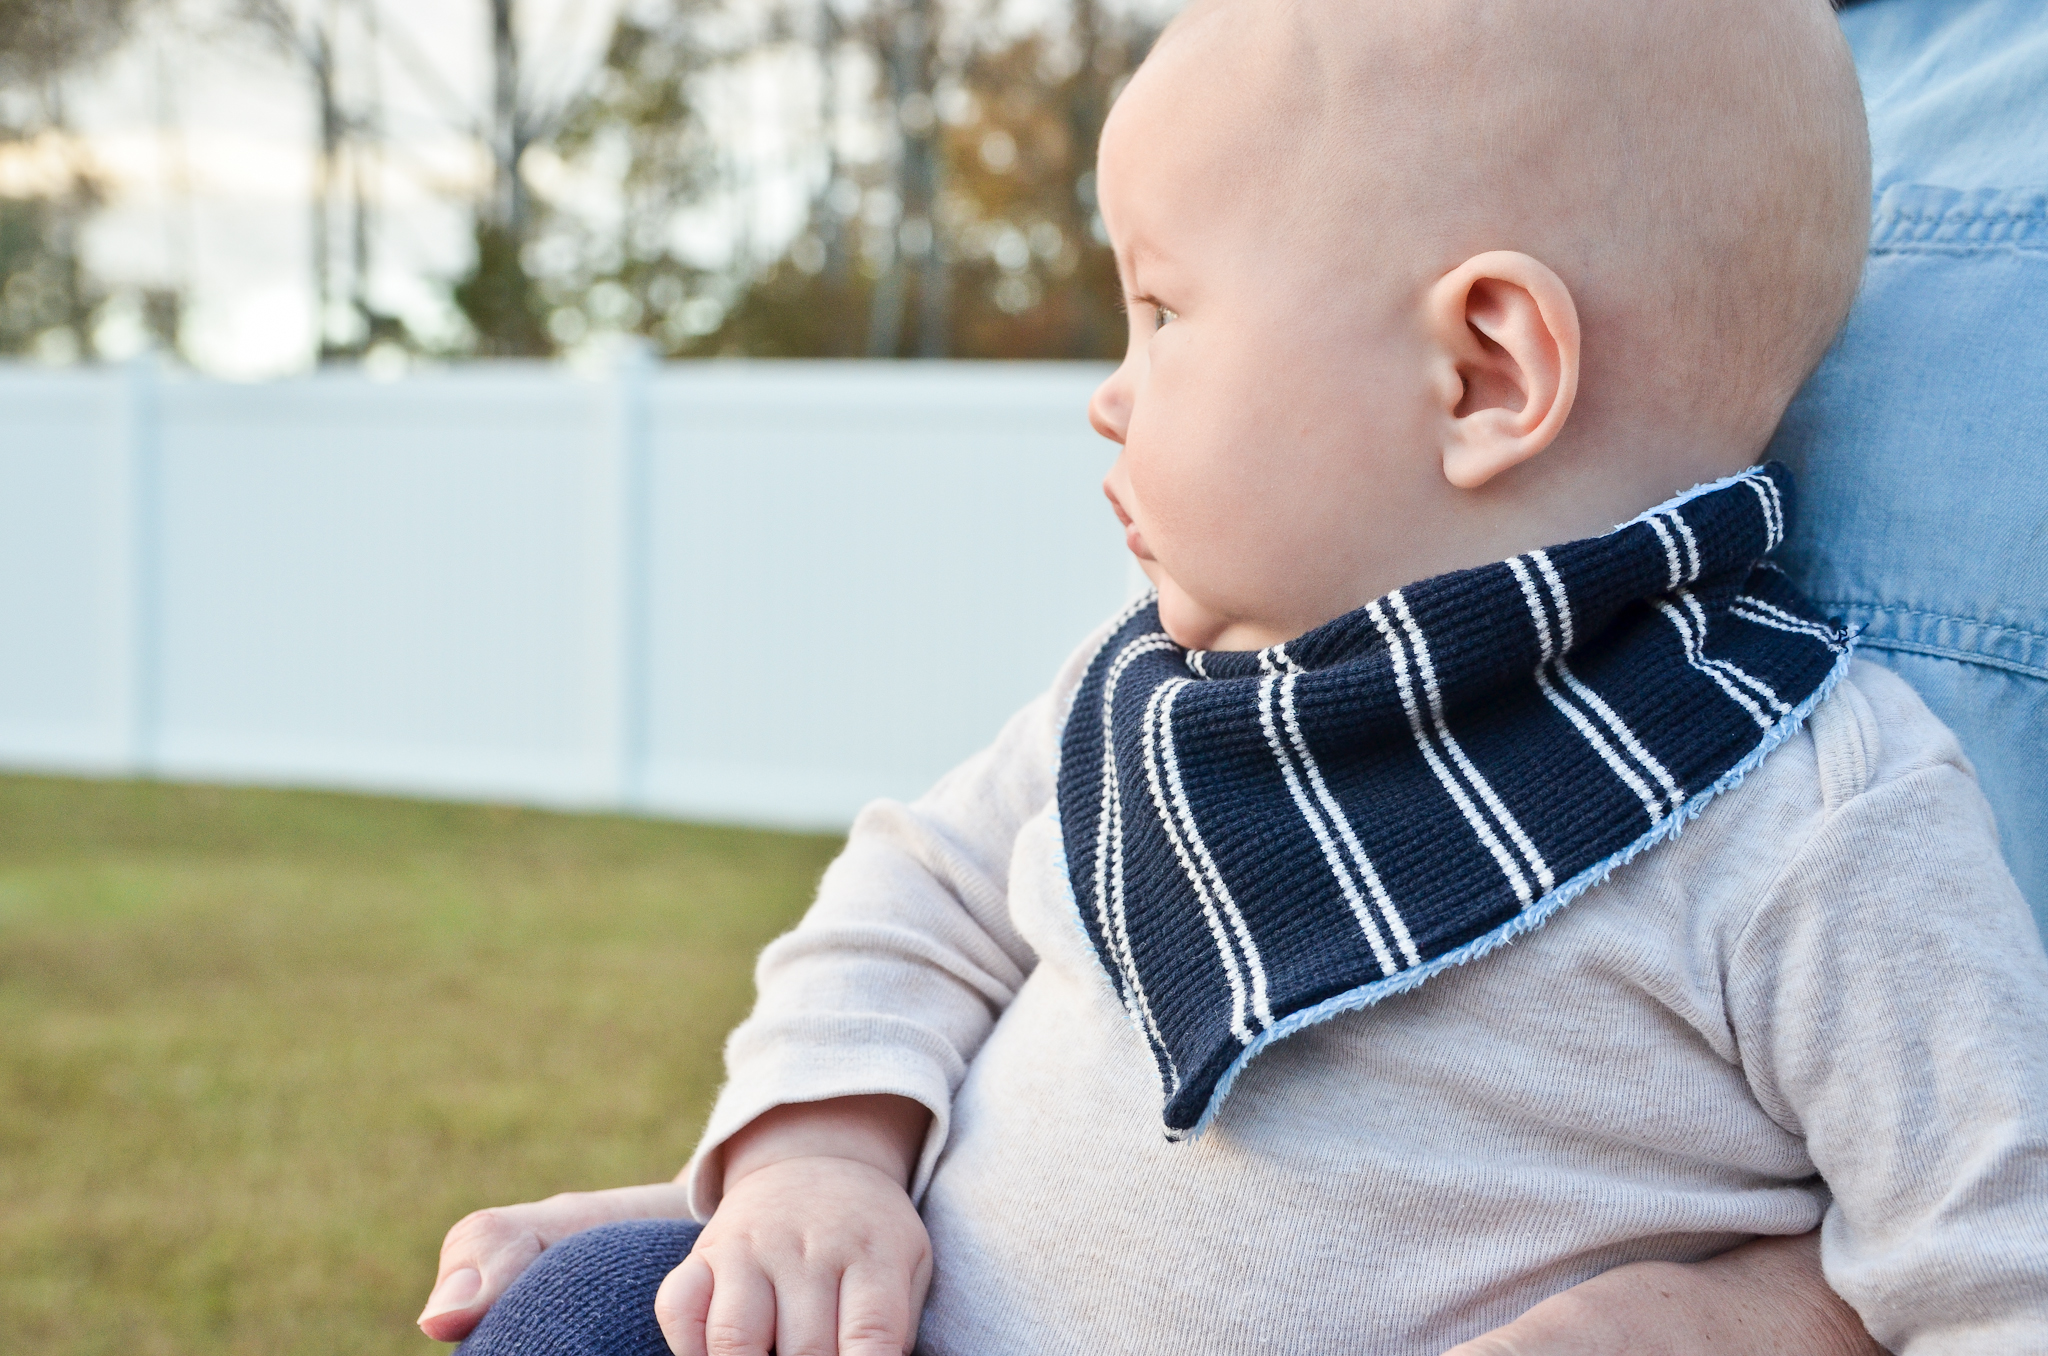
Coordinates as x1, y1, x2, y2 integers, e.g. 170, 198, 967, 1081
1165, 638, 1860, 1144
1610, 465, 1773, 536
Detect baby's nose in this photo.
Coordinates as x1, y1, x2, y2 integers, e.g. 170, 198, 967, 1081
1088, 377, 1129, 445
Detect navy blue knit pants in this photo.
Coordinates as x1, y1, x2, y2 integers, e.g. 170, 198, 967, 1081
457, 1218, 705, 1355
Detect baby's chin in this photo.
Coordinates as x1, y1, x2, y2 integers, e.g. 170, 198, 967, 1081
1155, 582, 1256, 654
1156, 577, 1322, 655
1150, 581, 1218, 652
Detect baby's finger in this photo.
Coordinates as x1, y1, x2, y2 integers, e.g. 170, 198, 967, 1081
835, 1260, 918, 1356
417, 1209, 547, 1342
770, 1268, 842, 1356
697, 1258, 777, 1356
655, 1254, 715, 1356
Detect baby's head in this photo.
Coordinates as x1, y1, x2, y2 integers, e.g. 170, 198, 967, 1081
1090, 0, 1869, 652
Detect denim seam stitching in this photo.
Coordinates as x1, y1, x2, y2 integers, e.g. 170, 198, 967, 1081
1851, 636, 2048, 683
1813, 601, 2048, 647
1812, 602, 2048, 681
1869, 244, 2048, 256
1876, 210, 2048, 224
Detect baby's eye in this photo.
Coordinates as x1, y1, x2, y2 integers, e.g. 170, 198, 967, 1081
1154, 305, 1178, 330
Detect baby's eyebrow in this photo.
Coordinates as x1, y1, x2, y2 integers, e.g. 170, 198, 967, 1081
1119, 240, 1170, 299
1113, 271, 1139, 315
1117, 254, 1150, 304
1115, 238, 1173, 310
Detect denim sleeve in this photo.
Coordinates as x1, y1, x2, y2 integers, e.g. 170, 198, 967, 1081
1767, 0, 2048, 938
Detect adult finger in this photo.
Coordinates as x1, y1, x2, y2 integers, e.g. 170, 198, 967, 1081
698, 1258, 778, 1356
1439, 1337, 1569, 1356
417, 1207, 549, 1343
1437, 1284, 1626, 1356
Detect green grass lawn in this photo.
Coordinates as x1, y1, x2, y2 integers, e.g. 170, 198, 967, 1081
0, 774, 841, 1356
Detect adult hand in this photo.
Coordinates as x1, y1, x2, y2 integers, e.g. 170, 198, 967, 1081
417, 1180, 697, 1343
1440, 1231, 1881, 1356
655, 1093, 934, 1356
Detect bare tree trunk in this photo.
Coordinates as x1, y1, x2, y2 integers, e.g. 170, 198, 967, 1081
453, 0, 551, 355
863, 4, 906, 359
311, 3, 341, 359
153, 42, 193, 352
865, 234, 904, 357
814, 2, 850, 282
866, 0, 944, 358
903, 0, 945, 357
490, 0, 527, 236
40, 84, 94, 359
350, 0, 380, 340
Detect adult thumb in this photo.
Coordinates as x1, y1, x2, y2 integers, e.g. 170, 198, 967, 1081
418, 1211, 547, 1343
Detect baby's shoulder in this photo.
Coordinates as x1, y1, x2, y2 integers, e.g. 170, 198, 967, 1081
1616, 658, 1986, 939
1701, 657, 1971, 839
1803, 657, 1973, 809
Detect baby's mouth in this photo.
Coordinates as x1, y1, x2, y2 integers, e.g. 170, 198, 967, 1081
1104, 486, 1156, 561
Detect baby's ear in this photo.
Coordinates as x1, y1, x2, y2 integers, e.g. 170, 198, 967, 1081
1425, 251, 1580, 490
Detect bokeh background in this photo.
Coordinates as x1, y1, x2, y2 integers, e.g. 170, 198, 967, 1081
1, 0, 1165, 1349
2, 0, 1171, 374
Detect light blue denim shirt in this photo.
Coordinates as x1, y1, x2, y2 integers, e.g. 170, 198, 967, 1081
1769, 0, 2048, 936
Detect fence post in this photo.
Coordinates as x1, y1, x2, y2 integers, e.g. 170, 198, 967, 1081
614, 340, 656, 810
125, 353, 164, 776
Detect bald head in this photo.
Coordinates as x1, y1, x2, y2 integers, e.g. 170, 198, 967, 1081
1132, 0, 1870, 462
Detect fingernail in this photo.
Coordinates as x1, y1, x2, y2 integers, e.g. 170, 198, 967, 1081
418, 1267, 482, 1323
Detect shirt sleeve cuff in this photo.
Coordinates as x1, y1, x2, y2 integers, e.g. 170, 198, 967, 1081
680, 1013, 969, 1219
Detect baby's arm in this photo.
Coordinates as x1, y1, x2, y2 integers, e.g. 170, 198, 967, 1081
1726, 698, 2048, 1350
414, 1098, 931, 1349
640, 677, 1068, 1354
655, 1094, 931, 1356
421, 630, 1086, 1346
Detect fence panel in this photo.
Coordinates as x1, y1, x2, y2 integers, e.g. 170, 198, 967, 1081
0, 370, 138, 771
640, 363, 1130, 823
0, 359, 1124, 827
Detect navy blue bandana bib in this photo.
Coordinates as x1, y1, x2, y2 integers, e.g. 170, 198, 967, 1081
1055, 465, 1853, 1138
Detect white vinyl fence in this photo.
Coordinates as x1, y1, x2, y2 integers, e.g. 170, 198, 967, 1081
0, 357, 1127, 829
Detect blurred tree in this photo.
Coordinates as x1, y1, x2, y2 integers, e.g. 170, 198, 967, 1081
244, 0, 414, 361
934, 7, 1148, 360
866, 0, 946, 356
454, 217, 553, 356
698, 0, 1155, 360
436, 0, 726, 359
451, 0, 552, 355
254, 0, 1155, 366
0, 0, 132, 80
0, 0, 142, 359
515, 1, 718, 356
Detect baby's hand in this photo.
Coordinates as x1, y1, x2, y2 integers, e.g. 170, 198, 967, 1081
656, 1151, 932, 1356
418, 1181, 696, 1342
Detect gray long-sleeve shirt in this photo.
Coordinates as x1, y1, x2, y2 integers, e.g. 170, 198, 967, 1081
683, 639, 2048, 1355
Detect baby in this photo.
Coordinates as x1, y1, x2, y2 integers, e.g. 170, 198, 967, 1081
425, 0, 2048, 1351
